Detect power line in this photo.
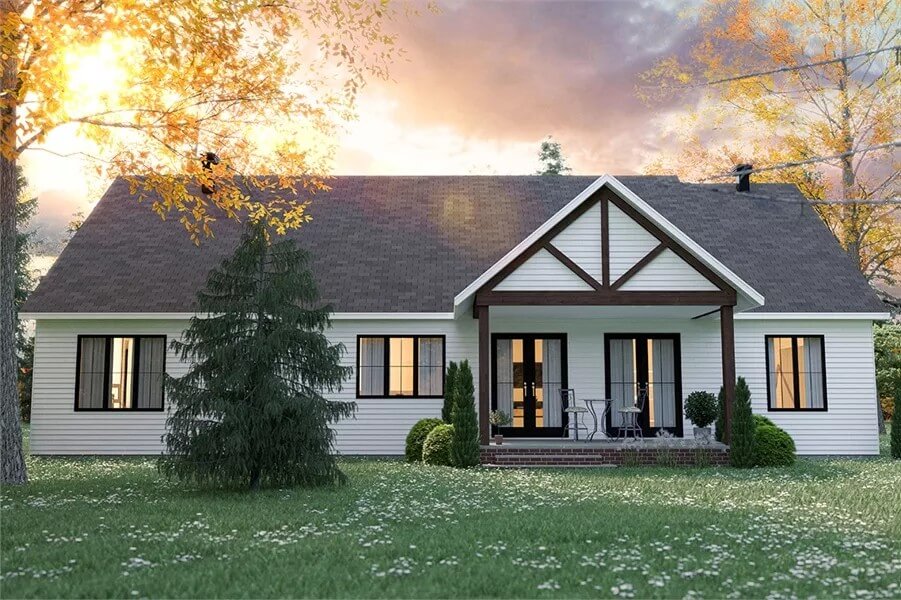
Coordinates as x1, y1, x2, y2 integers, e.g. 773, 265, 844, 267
701, 46, 899, 86
639, 45, 899, 90
703, 141, 901, 181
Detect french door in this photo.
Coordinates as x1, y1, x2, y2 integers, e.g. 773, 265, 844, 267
605, 334, 683, 437
492, 334, 567, 438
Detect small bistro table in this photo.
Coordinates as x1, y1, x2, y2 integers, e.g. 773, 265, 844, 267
582, 398, 611, 441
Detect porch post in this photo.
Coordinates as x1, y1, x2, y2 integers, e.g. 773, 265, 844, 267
477, 304, 490, 445
720, 305, 735, 444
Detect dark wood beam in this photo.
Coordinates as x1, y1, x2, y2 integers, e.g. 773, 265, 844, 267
477, 304, 490, 445
475, 289, 736, 307
544, 243, 602, 291
611, 243, 666, 290
481, 197, 601, 292
604, 189, 732, 292
601, 197, 610, 287
691, 307, 722, 320
720, 305, 735, 445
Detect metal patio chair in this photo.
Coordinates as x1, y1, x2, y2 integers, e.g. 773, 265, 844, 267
617, 384, 648, 440
561, 388, 590, 441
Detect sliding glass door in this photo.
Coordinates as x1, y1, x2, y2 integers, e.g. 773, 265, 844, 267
493, 334, 567, 437
605, 334, 682, 437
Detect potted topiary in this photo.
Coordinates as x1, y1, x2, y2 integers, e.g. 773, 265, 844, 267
488, 410, 512, 445
684, 391, 718, 443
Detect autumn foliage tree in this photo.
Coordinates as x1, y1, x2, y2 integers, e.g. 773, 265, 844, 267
0, 0, 409, 484
640, 0, 899, 287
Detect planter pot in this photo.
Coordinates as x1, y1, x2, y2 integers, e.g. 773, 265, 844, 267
494, 434, 504, 446
693, 427, 712, 443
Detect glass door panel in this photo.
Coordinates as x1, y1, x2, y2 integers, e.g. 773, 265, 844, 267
493, 334, 566, 437
606, 334, 682, 437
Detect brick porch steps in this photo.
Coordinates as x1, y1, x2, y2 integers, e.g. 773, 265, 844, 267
480, 443, 729, 467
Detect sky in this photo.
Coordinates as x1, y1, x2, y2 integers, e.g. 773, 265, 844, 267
21, 0, 701, 252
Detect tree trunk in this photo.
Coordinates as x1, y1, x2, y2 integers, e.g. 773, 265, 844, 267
1, 12, 28, 483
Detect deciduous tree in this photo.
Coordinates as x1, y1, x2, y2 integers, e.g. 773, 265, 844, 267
0, 0, 408, 484
641, 0, 899, 286
536, 136, 572, 176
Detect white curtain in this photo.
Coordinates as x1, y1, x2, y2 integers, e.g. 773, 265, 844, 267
496, 339, 513, 418
543, 339, 562, 427
801, 337, 824, 409
78, 337, 107, 409
609, 339, 635, 427
136, 337, 165, 409
358, 337, 385, 396
650, 339, 675, 428
418, 337, 444, 396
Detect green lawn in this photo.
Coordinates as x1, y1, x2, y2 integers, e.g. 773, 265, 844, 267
2, 428, 900, 599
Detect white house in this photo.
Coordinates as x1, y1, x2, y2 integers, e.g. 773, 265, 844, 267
21, 175, 888, 458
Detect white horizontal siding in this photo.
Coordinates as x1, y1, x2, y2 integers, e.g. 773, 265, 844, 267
549, 202, 602, 280
493, 248, 593, 291
734, 319, 879, 455
30, 318, 478, 456
619, 248, 719, 291
30, 316, 878, 457
608, 202, 659, 281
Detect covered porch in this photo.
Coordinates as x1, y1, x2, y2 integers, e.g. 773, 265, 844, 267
473, 304, 736, 454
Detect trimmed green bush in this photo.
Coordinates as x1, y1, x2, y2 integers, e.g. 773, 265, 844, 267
423, 424, 455, 466
730, 377, 755, 468
405, 418, 444, 463
753, 414, 776, 429
685, 391, 718, 429
715, 386, 726, 442
442, 362, 459, 423
450, 360, 480, 467
754, 425, 796, 467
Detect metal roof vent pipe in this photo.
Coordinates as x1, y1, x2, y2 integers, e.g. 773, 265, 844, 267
733, 163, 753, 192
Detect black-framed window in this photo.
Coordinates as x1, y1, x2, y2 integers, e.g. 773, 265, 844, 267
765, 335, 827, 411
75, 335, 166, 411
356, 335, 445, 398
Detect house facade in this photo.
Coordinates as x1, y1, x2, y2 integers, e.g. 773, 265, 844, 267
21, 175, 887, 456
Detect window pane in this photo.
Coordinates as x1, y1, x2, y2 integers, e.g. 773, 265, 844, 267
77, 337, 108, 409
389, 337, 414, 396
358, 337, 385, 396
798, 337, 824, 409
109, 337, 135, 409
768, 337, 795, 409
417, 337, 443, 396
136, 337, 165, 409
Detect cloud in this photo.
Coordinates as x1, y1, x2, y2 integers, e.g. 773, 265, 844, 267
349, 0, 698, 173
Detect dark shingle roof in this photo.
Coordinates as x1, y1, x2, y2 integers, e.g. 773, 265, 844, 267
23, 176, 884, 314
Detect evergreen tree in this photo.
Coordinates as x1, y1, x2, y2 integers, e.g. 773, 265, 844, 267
450, 360, 480, 467
729, 377, 755, 468
535, 136, 572, 176
14, 168, 37, 425
714, 386, 726, 443
160, 224, 354, 490
442, 361, 459, 422
891, 382, 901, 460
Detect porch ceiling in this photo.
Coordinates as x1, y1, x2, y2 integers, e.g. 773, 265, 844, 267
488, 304, 720, 320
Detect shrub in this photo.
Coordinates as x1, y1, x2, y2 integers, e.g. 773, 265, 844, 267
450, 360, 480, 467
753, 414, 776, 429
684, 391, 718, 429
715, 386, 726, 442
405, 418, 444, 463
730, 377, 755, 468
443, 362, 459, 423
892, 385, 901, 460
754, 425, 796, 467
423, 424, 455, 466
